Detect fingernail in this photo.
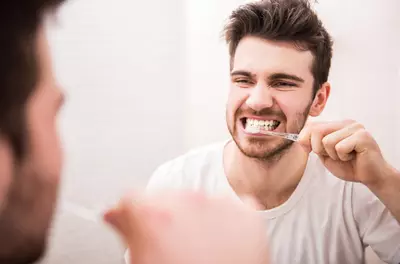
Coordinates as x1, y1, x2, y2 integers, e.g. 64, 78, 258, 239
103, 210, 119, 227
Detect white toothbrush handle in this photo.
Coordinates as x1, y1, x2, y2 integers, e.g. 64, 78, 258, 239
61, 201, 103, 223
262, 131, 299, 141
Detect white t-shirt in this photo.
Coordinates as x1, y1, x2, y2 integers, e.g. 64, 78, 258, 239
141, 140, 400, 264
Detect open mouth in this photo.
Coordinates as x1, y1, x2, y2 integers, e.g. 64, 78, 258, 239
241, 118, 281, 134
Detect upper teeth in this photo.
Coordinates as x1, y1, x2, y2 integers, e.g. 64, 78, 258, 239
246, 118, 279, 131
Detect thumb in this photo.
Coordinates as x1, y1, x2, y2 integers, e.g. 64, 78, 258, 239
103, 194, 143, 243
296, 128, 312, 154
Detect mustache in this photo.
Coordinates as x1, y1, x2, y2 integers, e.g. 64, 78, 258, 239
235, 107, 286, 120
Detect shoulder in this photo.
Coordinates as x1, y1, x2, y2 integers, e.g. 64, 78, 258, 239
146, 141, 227, 192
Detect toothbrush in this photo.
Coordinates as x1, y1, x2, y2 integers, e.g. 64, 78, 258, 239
61, 200, 103, 223
246, 127, 299, 142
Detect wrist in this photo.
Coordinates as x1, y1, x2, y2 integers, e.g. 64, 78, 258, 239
364, 162, 398, 192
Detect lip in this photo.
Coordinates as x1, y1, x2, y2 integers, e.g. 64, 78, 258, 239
241, 115, 283, 122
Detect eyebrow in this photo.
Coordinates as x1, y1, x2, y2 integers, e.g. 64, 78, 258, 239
230, 70, 255, 78
268, 73, 305, 83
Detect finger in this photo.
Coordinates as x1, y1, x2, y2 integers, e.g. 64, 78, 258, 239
310, 128, 327, 156
306, 120, 357, 156
297, 120, 342, 152
322, 122, 364, 161
177, 190, 207, 205
103, 193, 145, 241
314, 120, 356, 138
335, 130, 370, 161
335, 137, 356, 161
297, 124, 313, 153
297, 121, 325, 153
145, 190, 208, 215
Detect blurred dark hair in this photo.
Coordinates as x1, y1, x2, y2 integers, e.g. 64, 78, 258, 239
0, 0, 65, 160
223, 0, 333, 96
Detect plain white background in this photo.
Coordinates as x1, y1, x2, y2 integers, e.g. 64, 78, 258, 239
41, 0, 399, 263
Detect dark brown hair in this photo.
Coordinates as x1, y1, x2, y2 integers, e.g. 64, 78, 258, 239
0, 0, 65, 160
223, 0, 333, 96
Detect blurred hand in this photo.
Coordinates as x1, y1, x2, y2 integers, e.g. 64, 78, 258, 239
104, 191, 269, 264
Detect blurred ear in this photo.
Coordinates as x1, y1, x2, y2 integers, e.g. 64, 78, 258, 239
309, 82, 330, 117
0, 137, 14, 211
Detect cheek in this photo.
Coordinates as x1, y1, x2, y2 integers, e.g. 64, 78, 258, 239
31, 119, 62, 178
227, 86, 248, 115
0, 140, 13, 211
275, 92, 311, 119
27, 99, 62, 181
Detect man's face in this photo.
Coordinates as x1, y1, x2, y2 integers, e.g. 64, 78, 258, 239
0, 27, 64, 263
226, 36, 327, 160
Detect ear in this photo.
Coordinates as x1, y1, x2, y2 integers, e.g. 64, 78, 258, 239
309, 82, 330, 117
0, 137, 14, 211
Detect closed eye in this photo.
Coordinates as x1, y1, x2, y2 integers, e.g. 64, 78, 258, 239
232, 77, 254, 88
272, 81, 297, 88
235, 79, 251, 84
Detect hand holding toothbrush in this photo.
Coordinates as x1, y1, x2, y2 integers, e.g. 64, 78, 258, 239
297, 119, 400, 223
104, 191, 269, 264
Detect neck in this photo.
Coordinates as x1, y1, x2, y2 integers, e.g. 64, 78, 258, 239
224, 140, 309, 210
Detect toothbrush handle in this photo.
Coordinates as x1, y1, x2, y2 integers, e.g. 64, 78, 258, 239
61, 200, 102, 223
264, 131, 299, 142
284, 133, 299, 141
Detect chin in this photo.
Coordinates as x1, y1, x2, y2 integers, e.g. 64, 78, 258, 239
0, 241, 46, 264
0, 216, 49, 264
234, 136, 294, 161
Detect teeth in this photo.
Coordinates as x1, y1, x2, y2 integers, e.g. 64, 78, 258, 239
245, 118, 279, 133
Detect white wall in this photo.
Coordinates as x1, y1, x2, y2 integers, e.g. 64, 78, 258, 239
183, 0, 244, 150
41, 0, 399, 263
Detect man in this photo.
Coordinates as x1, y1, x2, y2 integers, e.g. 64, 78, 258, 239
142, 0, 400, 263
0, 1, 66, 263
0, 1, 270, 263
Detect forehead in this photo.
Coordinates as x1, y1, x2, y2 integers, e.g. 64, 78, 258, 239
232, 36, 314, 79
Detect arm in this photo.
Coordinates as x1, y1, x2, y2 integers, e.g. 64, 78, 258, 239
352, 168, 400, 264
366, 163, 400, 223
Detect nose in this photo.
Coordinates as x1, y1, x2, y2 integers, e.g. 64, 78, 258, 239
245, 83, 274, 112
